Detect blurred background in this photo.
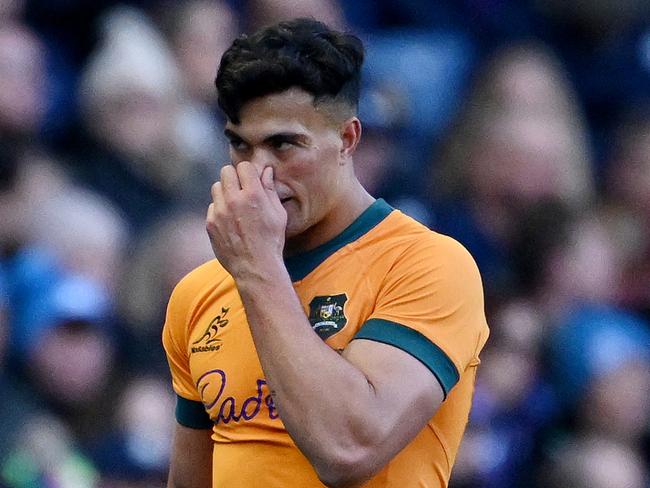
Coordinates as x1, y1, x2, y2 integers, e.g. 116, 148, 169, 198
0, 0, 648, 486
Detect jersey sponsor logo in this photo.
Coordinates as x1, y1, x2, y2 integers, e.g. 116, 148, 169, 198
196, 369, 279, 424
308, 294, 348, 340
191, 307, 230, 353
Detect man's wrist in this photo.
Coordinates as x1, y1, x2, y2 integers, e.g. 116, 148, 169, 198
233, 257, 292, 294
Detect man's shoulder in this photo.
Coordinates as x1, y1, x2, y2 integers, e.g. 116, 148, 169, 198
169, 259, 231, 308
164, 259, 235, 344
378, 209, 476, 264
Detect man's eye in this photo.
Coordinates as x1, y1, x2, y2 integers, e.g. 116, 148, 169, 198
271, 140, 294, 151
229, 140, 248, 151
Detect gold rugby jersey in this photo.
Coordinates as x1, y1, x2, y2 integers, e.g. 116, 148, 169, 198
163, 199, 489, 487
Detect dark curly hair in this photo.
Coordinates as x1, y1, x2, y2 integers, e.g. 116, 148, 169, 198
216, 18, 364, 124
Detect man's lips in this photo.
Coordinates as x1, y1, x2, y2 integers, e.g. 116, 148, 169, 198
280, 197, 292, 204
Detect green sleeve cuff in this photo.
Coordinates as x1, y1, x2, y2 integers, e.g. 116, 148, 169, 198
175, 395, 213, 429
354, 318, 460, 398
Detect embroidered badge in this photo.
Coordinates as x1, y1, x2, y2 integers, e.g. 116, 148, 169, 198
308, 294, 348, 340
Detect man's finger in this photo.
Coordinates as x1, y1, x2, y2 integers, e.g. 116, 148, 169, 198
261, 166, 285, 215
237, 161, 263, 191
206, 202, 215, 228
220, 164, 241, 196
211, 181, 227, 212
210, 181, 220, 201
206, 202, 221, 240
261, 166, 275, 192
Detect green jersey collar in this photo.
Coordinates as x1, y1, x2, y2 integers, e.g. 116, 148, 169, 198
284, 198, 394, 282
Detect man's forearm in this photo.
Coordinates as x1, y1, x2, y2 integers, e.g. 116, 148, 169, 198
235, 266, 384, 482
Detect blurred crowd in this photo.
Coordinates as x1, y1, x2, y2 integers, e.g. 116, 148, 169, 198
0, 0, 648, 487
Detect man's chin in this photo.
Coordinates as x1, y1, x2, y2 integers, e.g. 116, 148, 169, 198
284, 214, 311, 241
283, 207, 302, 237
284, 224, 303, 239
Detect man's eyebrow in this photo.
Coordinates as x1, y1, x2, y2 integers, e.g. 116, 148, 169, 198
264, 132, 308, 144
223, 129, 309, 145
223, 128, 243, 141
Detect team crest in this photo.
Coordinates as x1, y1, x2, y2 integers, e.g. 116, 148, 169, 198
308, 294, 348, 340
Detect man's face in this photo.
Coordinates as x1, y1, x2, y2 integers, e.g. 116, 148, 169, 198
224, 88, 347, 241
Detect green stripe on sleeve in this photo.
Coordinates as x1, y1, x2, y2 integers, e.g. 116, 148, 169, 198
354, 318, 460, 398
175, 395, 213, 429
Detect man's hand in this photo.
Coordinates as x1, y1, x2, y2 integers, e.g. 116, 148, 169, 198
206, 162, 287, 280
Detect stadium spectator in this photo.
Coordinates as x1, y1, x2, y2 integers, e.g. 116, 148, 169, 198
75, 6, 214, 228
89, 376, 174, 484
604, 110, 650, 319
541, 305, 650, 487
431, 42, 594, 297
165, 0, 239, 105
0, 22, 47, 144
117, 211, 214, 369
245, 0, 346, 32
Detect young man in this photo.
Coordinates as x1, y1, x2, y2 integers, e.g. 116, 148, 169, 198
163, 18, 489, 487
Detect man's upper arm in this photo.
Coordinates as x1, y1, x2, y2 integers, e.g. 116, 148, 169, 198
342, 234, 488, 448
162, 265, 216, 485
162, 267, 215, 428
355, 234, 489, 396
162, 273, 201, 403
162, 270, 213, 442
342, 338, 444, 448
168, 423, 213, 488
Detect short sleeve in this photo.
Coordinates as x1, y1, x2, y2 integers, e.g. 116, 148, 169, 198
162, 268, 214, 429
354, 234, 489, 398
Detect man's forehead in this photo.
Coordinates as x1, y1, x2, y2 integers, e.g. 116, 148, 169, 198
225, 89, 335, 137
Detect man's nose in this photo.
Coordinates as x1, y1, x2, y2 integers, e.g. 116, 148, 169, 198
249, 149, 275, 176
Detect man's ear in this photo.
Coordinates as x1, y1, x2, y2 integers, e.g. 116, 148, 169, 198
340, 117, 362, 161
